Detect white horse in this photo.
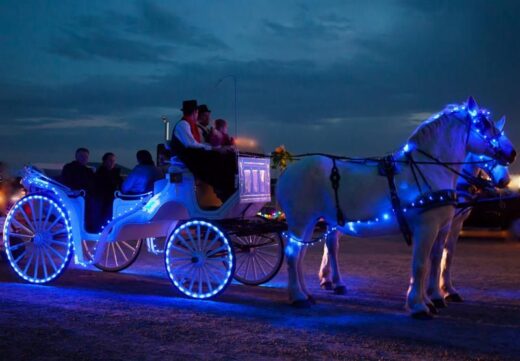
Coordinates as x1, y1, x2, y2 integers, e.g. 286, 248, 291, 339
318, 152, 511, 307
277, 97, 516, 318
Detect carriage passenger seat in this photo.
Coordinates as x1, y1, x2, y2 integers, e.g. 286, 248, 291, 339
167, 156, 222, 210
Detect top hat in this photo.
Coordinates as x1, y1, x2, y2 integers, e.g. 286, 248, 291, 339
181, 99, 198, 113
198, 104, 211, 113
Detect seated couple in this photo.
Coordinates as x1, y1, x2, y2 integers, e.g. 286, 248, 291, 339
170, 99, 237, 203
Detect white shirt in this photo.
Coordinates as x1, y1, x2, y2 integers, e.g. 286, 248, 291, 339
174, 120, 211, 150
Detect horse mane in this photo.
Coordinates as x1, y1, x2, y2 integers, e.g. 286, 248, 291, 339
408, 103, 467, 144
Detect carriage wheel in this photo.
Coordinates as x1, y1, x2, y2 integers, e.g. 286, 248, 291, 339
82, 239, 142, 272
232, 232, 284, 285
3, 195, 73, 283
165, 220, 234, 299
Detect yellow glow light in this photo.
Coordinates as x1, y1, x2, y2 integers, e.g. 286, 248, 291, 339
508, 174, 520, 191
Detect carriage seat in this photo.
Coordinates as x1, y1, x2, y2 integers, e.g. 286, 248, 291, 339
167, 157, 222, 210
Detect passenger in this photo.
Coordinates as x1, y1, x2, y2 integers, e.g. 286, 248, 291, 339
170, 99, 237, 202
210, 118, 235, 147
122, 150, 163, 195
197, 104, 213, 144
94, 152, 123, 229
61, 148, 94, 192
61, 148, 97, 231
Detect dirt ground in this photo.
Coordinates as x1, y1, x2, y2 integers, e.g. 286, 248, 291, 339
1, 235, 519, 361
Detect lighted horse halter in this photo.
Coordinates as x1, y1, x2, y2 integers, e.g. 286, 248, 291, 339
463, 108, 508, 164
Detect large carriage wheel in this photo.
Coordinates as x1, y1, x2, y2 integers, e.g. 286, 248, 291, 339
82, 239, 142, 272
165, 220, 234, 299
3, 195, 73, 283
232, 232, 284, 285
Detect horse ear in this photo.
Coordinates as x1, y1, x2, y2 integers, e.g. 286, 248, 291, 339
467, 96, 479, 116
496, 115, 506, 131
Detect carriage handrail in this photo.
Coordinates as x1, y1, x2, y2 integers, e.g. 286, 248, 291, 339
114, 190, 153, 200
23, 165, 84, 197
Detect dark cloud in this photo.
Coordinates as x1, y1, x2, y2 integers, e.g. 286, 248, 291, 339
1, 1, 519, 171
49, 1, 227, 63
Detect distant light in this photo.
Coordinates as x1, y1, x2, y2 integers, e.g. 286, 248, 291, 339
509, 175, 520, 191
235, 137, 257, 148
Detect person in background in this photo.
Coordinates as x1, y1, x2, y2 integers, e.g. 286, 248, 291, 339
61, 148, 94, 192
210, 118, 235, 147
61, 148, 96, 231
93, 152, 123, 230
122, 150, 163, 194
197, 104, 213, 144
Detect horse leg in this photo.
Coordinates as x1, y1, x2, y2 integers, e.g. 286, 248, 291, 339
318, 242, 333, 290
407, 223, 439, 319
324, 230, 346, 295
441, 215, 466, 302
427, 225, 450, 309
286, 224, 315, 307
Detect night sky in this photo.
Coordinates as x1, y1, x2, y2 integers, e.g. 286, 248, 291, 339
1, 1, 519, 171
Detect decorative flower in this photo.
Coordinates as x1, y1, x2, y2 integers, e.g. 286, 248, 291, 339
271, 145, 293, 171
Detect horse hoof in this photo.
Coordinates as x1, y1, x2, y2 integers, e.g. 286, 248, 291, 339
432, 298, 447, 309
292, 299, 312, 308
320, 281, 333, 291
445, 293, 463, 303
427, 303, 438, 315
307, 295, 317, 305
334, 285, 347, 295
411, 311, 434, 320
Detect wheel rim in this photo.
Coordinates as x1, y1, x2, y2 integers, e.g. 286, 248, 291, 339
3, 195, 72, 283
165, 220, 234, 299
82, 239, 142, 272
232, 233, 283, 285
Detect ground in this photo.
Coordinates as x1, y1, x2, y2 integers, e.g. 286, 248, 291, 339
0, 236, 519, 361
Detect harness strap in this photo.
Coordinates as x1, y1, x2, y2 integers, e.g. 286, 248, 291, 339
382, 155, 413, 246
406, 152, 423, 194
329, 158, 345, 226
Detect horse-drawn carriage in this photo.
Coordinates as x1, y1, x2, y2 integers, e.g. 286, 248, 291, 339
2, 155, 286, 299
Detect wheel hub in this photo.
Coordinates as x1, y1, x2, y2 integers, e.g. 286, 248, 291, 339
191, 252, 206, 266
33, 232, 50, 246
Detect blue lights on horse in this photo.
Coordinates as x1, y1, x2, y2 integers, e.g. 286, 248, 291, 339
277, 96, 516, 319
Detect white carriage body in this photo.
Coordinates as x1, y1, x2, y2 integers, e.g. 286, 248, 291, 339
20, 156, 271, 264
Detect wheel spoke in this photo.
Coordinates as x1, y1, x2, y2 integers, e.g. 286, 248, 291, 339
28, 199, 39, 231
33, 248, 40, 279
11, 218, 34, 236
44, 242, 66, 260
169, 244, 193, 257
185, 227, 199, 252
45, 215, 63, 232
203, 234, 221, 253
42, 202, 53, 230
41, 246, 58, 272
115, 241, 129, 262
40, 248, 49, 279
19, 208, 36, 233
8, 240, 31, 251
8, 232, 33, 239
206, 244, 228, 257
22, 251, 35, 274
254, 250, 276, 270
201, 266, 213, 293
121, 240, 138, 252
175, 233, 196, 253
12, 250, 27, 264
111, 243, 118, 267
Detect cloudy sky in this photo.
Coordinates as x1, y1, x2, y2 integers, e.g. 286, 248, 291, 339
1, 0, 519, 171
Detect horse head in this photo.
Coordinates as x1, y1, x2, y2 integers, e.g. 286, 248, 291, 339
465, 96, 516, 166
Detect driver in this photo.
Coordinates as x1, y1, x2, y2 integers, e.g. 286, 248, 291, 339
170, 100, 237, 202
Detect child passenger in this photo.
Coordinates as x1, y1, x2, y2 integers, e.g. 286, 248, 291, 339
209, 119, 235, 147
